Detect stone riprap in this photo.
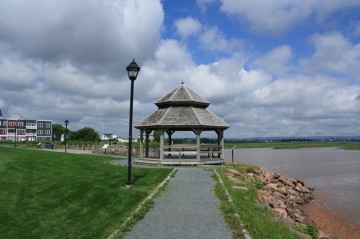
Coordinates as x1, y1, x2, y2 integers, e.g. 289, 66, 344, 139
225, 166, 336, 239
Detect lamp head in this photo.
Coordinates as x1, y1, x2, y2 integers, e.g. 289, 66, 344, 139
126, 59, 140, 81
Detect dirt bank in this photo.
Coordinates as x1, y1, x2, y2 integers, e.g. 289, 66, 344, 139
304, 193, 360, 239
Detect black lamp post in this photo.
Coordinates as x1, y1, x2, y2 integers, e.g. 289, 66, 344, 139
14, 120, 18, 149
125, 59, 140, 186
64, 119, 69, 154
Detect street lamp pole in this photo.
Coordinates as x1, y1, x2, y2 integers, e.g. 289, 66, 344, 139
64, 119, 69, 154
14, 120, 17, 149
125, 59, 140, 186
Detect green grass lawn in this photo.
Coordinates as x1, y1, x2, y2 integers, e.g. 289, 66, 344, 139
0, 147, 172, 239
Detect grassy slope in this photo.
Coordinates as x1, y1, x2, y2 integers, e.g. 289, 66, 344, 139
0, 148, 172, 239
215, 165, 300, 239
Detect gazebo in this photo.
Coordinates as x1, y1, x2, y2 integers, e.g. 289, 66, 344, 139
135, 83, 229, 165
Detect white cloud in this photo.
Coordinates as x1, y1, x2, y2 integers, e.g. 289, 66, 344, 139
219, 0, 360, 33
196, 0, 216, 11
199, 27, 243, 53
354, 21, 360, 37
0, 0, 164, 75
220, 0, 313, 33
256, 45, 292, 76
175, 17, 202, 39
0, 58, 38, 90
300, 32, 360, 80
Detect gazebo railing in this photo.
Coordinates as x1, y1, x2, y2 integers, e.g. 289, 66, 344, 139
162, 144, 222, 160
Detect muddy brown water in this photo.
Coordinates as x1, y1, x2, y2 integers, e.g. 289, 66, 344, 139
224, 147, 360, 228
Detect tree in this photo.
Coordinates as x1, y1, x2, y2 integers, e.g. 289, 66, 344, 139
52, 124, 65, 140
153, 130, 161, 142
70, 127, 100, 142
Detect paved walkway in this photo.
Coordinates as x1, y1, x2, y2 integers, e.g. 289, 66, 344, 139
125, 167, 232, 239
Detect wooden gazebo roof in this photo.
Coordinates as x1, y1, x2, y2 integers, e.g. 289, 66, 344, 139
135, 83, 229, 131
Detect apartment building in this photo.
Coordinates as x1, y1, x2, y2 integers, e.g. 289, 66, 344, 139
0, 114, 52, 141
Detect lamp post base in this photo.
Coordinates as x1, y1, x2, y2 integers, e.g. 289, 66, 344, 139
124, 182, 133, 188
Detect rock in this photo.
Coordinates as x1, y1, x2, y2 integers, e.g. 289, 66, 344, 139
292, 203, 303, 211
232, 186, 248, 191
266, 183, 278, 191
297, 179, 305, 186
277, 186, 288, 196
296, 216, 305, 223
277, 200, 287, 209
258, 195, 268, 203
226, 174, 242, 183
287, 188, 298, 196
288, 178, 297, 184
295, 197, 305, 205
264, 172, 274, 182
258, 189, 269, 196
278, 175, 287, 183
273, 191, 286, 200
290, 228, 312, 239
284, 180, 295, 187
301, 186, 311, 193
319, 230, 333, 239
273, 208, 287, 218
251, 167, 261, 174
227, 168, 241, 176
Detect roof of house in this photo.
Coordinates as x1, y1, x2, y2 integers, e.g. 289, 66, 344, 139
135, 83, 229, 131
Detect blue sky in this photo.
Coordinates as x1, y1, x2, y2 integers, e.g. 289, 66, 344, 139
0, 0, 360, 138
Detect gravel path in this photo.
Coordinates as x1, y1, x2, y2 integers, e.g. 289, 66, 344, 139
124, 168, 232, 239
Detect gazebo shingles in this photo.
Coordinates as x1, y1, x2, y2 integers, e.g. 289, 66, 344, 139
155, 84, 209, 107
135, 83, 229, 130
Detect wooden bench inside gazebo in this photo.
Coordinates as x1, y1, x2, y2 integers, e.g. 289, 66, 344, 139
134, 83, 229, 165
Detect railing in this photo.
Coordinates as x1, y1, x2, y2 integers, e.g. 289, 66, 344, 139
163, 144, 222, 160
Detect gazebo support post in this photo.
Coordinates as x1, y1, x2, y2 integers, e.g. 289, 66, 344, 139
193, 129, 202, 161
166, 130, 174, 156
216, 129, 224, 159
145, 129, 151, 157
139, 129, 144, 158
159, 129, 164, 161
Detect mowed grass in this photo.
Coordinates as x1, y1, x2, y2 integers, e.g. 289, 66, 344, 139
0, 148, 172, 239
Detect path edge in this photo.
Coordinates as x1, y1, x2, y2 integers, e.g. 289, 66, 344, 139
107, 168, 177, 239
213, 168, 252, 239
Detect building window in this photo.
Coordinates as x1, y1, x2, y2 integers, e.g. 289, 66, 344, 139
38, 123, 43, 128
3, 121, 7, 126
45, 130, 50, 135
38, 130, 43, 135
18, 122, 24, 127
46, 123, 51, 128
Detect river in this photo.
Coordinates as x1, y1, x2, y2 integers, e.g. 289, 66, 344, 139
224, 147, 360, 229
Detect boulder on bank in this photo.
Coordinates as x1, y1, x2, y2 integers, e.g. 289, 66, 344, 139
225, 166, 314, 224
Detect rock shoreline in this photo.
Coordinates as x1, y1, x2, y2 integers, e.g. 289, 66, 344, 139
226, 165, 337, 239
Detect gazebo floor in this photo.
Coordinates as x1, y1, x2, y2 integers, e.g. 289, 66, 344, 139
135, 156, 224, 166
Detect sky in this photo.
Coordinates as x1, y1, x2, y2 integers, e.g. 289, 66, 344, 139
1, 0, 360, 138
